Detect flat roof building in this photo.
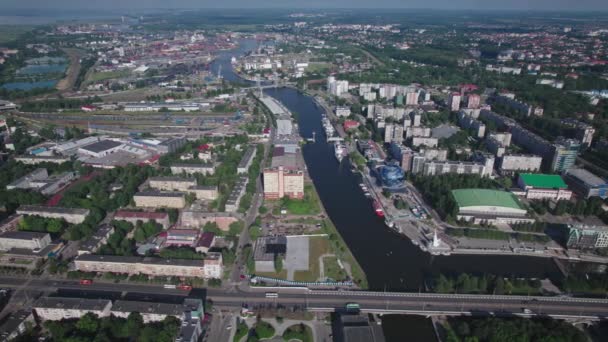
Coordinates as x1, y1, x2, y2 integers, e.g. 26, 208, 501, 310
263, 167, 304, 200
34, 297, 112, 321
452, 189, 532, 224
17, 205, 89, 224
114, 210, 170, 229
516, 173, 572, 201
133, 191, 186, 209
237, 146, 257, 174
564, 168, 608, 199
79, 140, 123, 158
75, 254, 222, 279
187, 185, 218, 201
78, 224, 115, 255
149, 177, 197, 192
170, 163, 215, 176
225, 176, 248, 212
0, 231, 51, 251
111, 300, 182, 323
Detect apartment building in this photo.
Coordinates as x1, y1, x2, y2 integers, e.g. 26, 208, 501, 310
17, 205, 90, 224
133, 191, 186, 209
263, 167, 304, 200
34, 297, 112, 321
149, 177, 197, 192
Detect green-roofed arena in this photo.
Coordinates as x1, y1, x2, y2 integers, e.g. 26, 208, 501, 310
451, 189, 533, 225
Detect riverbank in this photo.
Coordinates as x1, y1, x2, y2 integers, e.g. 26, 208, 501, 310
254, 91, 368, 288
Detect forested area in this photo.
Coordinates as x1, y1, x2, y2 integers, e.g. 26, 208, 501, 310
41, 312, 180, 342
444, 317, 588, 342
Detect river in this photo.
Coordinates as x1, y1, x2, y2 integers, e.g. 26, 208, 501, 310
210, 39, 562, 341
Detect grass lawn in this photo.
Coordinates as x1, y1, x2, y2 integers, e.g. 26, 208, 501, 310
294, 236, 330, 282
320, 219, 368, 288
323, 256, 347, 281
253, 320, 275, 339
233, 319, 249, 342
306, 62, 332, 73
86, 70, 130, 83
283, 324, 313, 342
280, 184, 321, 215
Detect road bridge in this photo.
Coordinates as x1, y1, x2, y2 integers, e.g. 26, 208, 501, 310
0, 276, 606, 321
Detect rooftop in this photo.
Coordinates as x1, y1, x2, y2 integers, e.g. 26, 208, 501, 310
18, 205, 89, 215
566, 168, 607, 187
197, 232, 215, 248
519, 173, 568, 189
112, 300, 182, 316
76, 254, 205, 267
34, 297, 111, 311
149, 176, 196, 183
0, 231, 49, 240
80, 140, 122, 153
115, 210, 169, 219
451, 189, 524, 210
134, 191, 185, 198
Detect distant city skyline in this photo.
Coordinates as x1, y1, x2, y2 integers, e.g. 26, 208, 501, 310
3, 0, 608, 11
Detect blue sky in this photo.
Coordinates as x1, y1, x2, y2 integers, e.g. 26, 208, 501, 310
3, 0, 608, 11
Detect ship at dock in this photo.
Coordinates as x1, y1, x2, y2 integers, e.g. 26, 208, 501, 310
334, 142, 347, 162
372, 199, 385, 218
321, 115, 335, 137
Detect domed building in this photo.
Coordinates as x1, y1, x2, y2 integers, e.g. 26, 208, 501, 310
379, 164, 405, 191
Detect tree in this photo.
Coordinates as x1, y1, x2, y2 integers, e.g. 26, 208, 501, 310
167, 209, 178, 224
229, 220, 244, 236
126, 312, 143, 338
494, 277, 505, 295
76, 313, 99, 334
133, 227, 146, 243
46, 219, 64, 233
274, 255, 283, 273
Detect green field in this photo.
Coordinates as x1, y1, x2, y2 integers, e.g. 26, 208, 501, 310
323, 256, 348, 281
86, 70, 130, 83
0, 25, 33, 43
281, 184, 321, 215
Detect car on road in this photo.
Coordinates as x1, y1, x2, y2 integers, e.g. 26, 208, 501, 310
79, 279, 93, 285
178, 284, 193, 291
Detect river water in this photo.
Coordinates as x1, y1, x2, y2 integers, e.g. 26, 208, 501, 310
211, 38, 562, 341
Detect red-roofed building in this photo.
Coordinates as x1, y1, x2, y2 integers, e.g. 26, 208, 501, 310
459, 84, 478, 94
195, 232, 216, 253
114, 210, 170, 229
343, 120, 360, 131
198, 144, 211, 152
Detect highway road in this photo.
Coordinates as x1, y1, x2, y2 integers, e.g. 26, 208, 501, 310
0, 276, 606, 320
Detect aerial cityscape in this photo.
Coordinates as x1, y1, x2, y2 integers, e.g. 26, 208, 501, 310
0, 1, 608, 341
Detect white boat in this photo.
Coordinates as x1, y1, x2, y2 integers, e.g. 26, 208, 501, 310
334, 142, 345, 162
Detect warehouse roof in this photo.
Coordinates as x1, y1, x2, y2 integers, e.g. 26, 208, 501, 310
80, 140, 122, 153
519, 173, 568, 189
565, 168, 607, 187
451, 189, 524, 210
